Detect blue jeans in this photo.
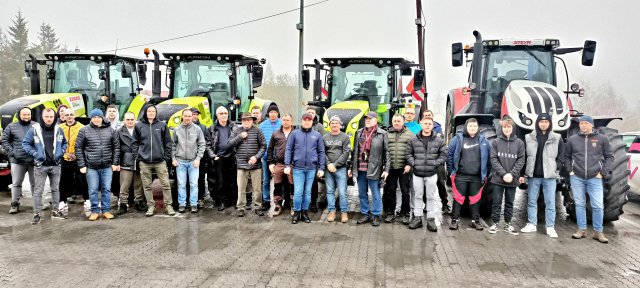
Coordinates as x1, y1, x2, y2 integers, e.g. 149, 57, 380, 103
570, 175, 604, 232
527, 177, 556, 227
176, 160, 199, 206
325, 167, 348, 212
262, 159, 271, 202
293, 168, 316, 211
86, 167, 112, 214
357, 171, 381, 216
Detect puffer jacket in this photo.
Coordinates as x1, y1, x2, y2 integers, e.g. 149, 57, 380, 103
351, 126, 390, 180
2, 119, 36, 164
490, 133, 526, 187
565, 130, 613, 180
267, 127, 290, 165
118, 126, 136, 171
22, 122, 67, 167
406, 131, 447, 177
228, 125, 266, 169
207, 120, 236, 158
387, 126, 414, 169
62, 121, 84, 161
259, 118, 282, 160
75, 119, 120, 169
132, 106, 172, 164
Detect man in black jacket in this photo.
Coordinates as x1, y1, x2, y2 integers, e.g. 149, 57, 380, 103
207, 106, 237, 211
2, 107, 36, 214
116, 112, 144, 215
132, 105, 174, 217
189, 108, 211, 209
75, 109, 120, 221
406, 117, 447, 231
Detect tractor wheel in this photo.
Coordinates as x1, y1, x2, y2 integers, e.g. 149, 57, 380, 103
565, 127, 630, 222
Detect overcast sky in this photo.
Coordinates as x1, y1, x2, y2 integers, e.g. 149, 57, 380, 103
1, 0, 637, 113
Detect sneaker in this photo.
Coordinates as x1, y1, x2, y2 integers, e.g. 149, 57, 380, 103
520, 223, 537, 233
83, 200, 91, 217
327, 211, 336, 222
408, 217, 423, 230
593, 232, 609, 243
546, 227, 558, 238
572, 229, 587, 239
442, 204, 452, 214
197, 200, 204, 209
88, 213, 100, 221
254, 209, 265, 216
217, 203, 226, 211
357, 215, 371, 225
145, 206, 155, 217
204, 197, 214, 209
384, 214, 396, 223
9, 202, 19, 214
237, 209, 245, 217
31, 213, 41, 225
67, 197, 75, 204
371, 215, 380, 227
52, 209, 67, 219
488, 224, 499, 234
402, 214, 411, 225
178, 206, 186, 213
341, 212, 349, 223
426, 218, 438, 232
102, 212, 114, 220
471, 219, 484, 231
191, 206, 198, 213
166, 205, 176, 216
117, 204, 128, 215
58, 202, 69, 218
273, 206, 282, 216
504, 222, 519, 235
449, 219, 459, 230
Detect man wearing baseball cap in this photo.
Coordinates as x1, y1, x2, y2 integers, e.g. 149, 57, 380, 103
565, 115, 613, 243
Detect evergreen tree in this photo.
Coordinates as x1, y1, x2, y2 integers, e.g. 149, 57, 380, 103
36, 22, 60, 55
2, 10, 31, 100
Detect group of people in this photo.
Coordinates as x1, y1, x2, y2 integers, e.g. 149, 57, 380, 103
1, 102, 613, 243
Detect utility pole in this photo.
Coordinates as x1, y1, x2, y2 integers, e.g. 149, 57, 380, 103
415, 0, 427, 112
297, 0, 305, 124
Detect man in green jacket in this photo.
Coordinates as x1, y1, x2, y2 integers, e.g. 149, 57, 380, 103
383, 114, 414, 224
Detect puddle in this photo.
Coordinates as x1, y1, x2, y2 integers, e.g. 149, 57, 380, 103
381, 231, 432, 269
536, 253, 599, 278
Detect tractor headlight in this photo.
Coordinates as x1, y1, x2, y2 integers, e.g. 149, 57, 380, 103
173, 117, 180, 124
525, 119, 532, 125
351, 122, 358, 129
558, 120, 566, 127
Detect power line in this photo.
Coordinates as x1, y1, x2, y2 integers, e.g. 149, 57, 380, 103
100, 0, 329, 53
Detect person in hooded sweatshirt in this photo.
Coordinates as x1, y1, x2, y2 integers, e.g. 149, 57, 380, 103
520, 113, 564, 238
75, 109, 120, 221
22, 108, 68, 224
488, 116, 525, 235
447, 118, 490, 231
2, 107, 36, 214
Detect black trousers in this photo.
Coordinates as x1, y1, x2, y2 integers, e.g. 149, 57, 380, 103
60, 160, 87, 202
451, 177, 483, 220
436, 166, 449, 207
382, 168, 411, 214
491, 185, 516, 223
210, 155, 238, 206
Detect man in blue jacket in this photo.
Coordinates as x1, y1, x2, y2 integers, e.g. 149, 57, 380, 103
22, 108, 68, 224
259, 103, 282, 210
285, 113, 325, 224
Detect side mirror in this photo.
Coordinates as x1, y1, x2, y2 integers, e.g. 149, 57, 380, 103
413, 69, 425, 91
121, 64, 132, 78
47, 69, 55, 80
137, 63, 147, 86
452, 42, 464, 67
98, 69, 107, 81
252, 66, 263, 88
582, 40, 596, 66
401, 67, 412, 76
302, 69, 310, 90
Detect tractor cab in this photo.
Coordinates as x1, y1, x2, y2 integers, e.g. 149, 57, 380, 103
303, 57, 424, 145
157, 52, 265, 128
0, 53, 147, 129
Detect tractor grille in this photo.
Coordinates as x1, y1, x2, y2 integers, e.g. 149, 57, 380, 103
156, 104, 188, 123
0, 98, 38, 129
326, 109, 361, 129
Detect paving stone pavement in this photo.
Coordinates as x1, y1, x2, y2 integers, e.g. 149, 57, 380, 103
1, 180, 640, 287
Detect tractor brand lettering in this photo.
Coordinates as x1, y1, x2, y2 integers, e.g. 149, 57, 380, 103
62, 55, 87, 60
513, 40, 532, 45
347, 59, 374, 64
186, 55, 213, 60
66, 95, 84, 110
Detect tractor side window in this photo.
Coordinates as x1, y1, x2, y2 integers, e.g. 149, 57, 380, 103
236, 65, 251, 113
109, 62, 136, 118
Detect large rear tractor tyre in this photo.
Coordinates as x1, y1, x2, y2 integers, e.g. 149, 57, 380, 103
565, 127, 630, 222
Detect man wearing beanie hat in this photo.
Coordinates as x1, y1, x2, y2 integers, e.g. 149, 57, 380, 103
75, 108, 120, 221
520, 112, 564, 238
259, 103, 282, 210
323, 115, 351, 223
565, 114, 613, 243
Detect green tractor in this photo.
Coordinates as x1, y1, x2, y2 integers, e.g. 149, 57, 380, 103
0, 52, 149, 185
151, 52, 267, 128
302, 57, 425, 146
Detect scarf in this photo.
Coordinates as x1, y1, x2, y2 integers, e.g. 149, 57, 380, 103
360, 125, 377, 155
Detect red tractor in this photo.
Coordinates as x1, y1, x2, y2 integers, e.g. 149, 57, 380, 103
446, 31, 629, 222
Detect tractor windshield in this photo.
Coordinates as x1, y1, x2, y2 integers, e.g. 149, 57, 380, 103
483, 47, 554, 117
330, 64, 391, 109
53, 60, 103, 95
172, 60, 232, 103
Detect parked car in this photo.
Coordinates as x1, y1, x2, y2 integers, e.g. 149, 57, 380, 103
621, 133, 640, 195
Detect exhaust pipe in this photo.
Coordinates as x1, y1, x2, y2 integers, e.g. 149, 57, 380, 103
466, 30, 485, 114
151, 49, 161, 99
28, 54, 41, 95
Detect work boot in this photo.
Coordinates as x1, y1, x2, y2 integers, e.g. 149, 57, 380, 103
166, 205, 176, 216
357, 214, 371, 225
372, 215, 380, 227
408, 217, 423, 230
449, 219, 459, 230
593, 232, 609, 243
301, 211, 311, 223
145, 206, 155, 217
261, 201, 270, 211
341, 212, 349, 223
134, 201, 146, 212
102, 212, 114, 220
117, 204, 128, 215
292, 211, 300, 224
9, 202, 19, 214
572, 229, 587, 239
327, 211, 336, 222
426, 218, 438, 232
88, 213, 100, 221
